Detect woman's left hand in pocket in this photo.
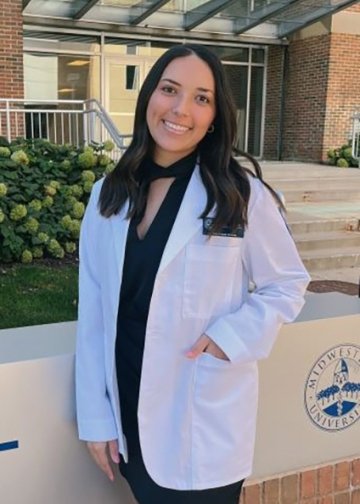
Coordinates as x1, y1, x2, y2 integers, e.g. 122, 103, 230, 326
186, 334, 229, 361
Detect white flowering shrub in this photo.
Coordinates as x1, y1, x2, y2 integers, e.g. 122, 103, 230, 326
0, 137, 115, 263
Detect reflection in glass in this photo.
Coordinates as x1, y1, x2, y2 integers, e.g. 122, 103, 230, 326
204, 45, 249, 63
100, 0, 140, 6
252, 48, 265, 64
126, 65, 139, 90
224, 65, 248, 152
23, 53, 100, 143
248, 66, 264, 157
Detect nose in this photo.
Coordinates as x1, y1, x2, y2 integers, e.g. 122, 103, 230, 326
172, 94, 190, 117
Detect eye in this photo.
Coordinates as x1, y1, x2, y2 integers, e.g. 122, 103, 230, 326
160, 85, 176, 94
196, 95, 211, 104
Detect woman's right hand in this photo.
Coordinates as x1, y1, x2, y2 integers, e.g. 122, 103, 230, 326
87, 439, 120, 481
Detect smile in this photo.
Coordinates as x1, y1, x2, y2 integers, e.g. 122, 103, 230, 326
162, 120, 191, 133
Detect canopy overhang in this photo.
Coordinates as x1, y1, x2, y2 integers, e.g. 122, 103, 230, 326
22, 0, 360, 44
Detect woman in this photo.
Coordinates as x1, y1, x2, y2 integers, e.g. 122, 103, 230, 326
76, 44, 310, 503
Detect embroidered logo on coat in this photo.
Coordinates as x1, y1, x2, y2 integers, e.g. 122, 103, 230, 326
304, 344, 360, 431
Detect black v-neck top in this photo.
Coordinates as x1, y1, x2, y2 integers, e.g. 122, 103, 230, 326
117, 151, 197, 324
116, 152, 196, 448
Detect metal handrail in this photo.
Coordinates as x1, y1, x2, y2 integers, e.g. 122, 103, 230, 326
352, 112, 360, 160
0, 98, 132, 159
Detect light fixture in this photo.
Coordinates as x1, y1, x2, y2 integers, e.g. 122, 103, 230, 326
67, 60, 90, 67
58, 88, 75, 93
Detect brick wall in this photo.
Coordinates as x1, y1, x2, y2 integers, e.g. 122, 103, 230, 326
322, 33, 360, 160
241, 457, 360, 504
0, 0, 23, 99
0, 0, 24, 140
263, 2, 360, 162
263, 45, 284, 159
281, 34, 331, 161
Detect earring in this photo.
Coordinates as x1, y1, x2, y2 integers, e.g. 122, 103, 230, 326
207, 124, 215, 134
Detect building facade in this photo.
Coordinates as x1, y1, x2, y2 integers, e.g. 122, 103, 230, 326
0, 0, 359, 161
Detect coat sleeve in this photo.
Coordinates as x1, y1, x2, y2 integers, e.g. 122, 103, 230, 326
75, 180, 118, 441
205, 178, 311, 364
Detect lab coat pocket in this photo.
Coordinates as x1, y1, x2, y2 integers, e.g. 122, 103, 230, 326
182, 243, 240, 319
192, 356, 258, 482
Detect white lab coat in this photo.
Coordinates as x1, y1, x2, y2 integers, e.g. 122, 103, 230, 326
76, 164, 310, 490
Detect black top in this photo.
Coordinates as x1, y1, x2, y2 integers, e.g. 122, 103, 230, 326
116, 151, 197, 451
118, 151, 197, 325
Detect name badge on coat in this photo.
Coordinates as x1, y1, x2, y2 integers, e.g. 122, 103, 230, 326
202, 217, 244, 238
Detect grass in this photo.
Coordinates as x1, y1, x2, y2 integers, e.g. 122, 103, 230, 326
0, 263, 78, 329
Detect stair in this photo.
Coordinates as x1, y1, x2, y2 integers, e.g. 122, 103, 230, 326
260, 161, 360, 285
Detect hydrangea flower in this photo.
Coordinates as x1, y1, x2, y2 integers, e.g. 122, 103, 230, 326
81, 170, 96, 183
78, 151, 97, 169
65, 241, 77, 254
49, 180, 61, 190
70, 184, 83, 198
48, 238, 65, 259
61, 159, 72, 172
21, 250, 33, 264
61, 214, 73, 230
10, 204, 27, 221
68, 219, 81, 239
105, 163, 115, 174
83, 181, 94, 193
98, 154, 111, 167
44, 185, 57, 197
0, 183, 8, 197
71, 201, 85, 219
10, 150, 29, 165
66, 196, 78, 207
42, 196, 54, 208
0, 146, 11, 158
25, 217, 40, 234
103, 140, 115, 152
32, 247, 44, 259
0, 209, 5, 223
37, 232, 49, 244
28, 199, 42, 212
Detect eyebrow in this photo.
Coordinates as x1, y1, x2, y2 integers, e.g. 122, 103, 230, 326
160, 78, 214, 94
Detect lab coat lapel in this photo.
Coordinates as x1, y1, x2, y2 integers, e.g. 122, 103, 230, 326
158, 166, 207, 274
110, 202, 130, 279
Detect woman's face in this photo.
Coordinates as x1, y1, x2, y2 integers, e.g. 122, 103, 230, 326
146, 54, 216, 167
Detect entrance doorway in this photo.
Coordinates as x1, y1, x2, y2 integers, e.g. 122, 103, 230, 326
105, 56, 154, 140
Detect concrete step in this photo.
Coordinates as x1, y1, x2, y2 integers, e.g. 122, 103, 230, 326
294, 230, 360, 252
273, 178, 360, 191
264, 169, 360, 180
286, 201, 360, 220
288, 218, 359, 234
301, 247, 360, 271
283, 189, 360, 203
309, 267, 360, 285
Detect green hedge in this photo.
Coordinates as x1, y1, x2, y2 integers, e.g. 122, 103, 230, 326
327, 142, 359, 168
0, 137, 115, 263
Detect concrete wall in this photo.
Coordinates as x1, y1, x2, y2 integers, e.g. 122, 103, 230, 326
1, 293, 359, 503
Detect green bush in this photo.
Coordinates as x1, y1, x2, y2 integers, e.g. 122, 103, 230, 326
327, 142, 359, 168
0, 138, 115, 263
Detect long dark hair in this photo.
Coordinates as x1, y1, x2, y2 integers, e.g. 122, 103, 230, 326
99, 43, 281, 231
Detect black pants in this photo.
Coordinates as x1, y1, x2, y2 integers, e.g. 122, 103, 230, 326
119, 454, 244, 504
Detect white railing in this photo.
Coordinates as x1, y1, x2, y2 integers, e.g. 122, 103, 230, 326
0, 98, 132, 160
352, 113, 360, 160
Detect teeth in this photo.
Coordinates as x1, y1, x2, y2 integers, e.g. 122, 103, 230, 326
163, 120, 189, 132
